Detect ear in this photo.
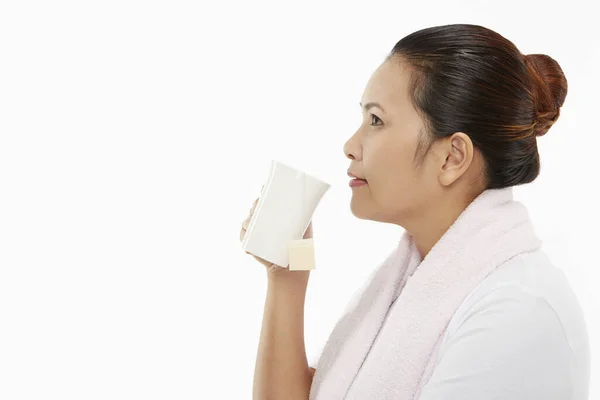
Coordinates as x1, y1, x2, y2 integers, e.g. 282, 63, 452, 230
437, 132, 474, 187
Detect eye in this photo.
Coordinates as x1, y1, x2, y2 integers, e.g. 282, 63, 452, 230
370, 114, 383, 126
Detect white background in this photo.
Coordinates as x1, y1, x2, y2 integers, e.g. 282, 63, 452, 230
1, 0, 597, 398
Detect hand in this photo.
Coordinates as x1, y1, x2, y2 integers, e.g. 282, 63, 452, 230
240, 188, 313, 279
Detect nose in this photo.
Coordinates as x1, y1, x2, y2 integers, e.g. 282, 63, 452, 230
344, 132, 361, 161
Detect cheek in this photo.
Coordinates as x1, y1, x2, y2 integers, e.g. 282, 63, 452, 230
367, 144, 420, 205
365, 139, 413, 184
363, 137, 395, 174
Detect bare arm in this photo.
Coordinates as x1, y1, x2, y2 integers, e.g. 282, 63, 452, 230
253, 271, 314, 400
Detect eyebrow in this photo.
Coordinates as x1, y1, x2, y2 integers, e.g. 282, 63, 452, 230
359, 102, 385, 113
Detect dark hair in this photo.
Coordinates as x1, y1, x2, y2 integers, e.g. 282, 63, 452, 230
387, 24, 567, 189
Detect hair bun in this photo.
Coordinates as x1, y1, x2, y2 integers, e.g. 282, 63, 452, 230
524, 54, 568, 137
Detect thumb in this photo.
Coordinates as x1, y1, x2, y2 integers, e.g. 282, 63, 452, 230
303, 221, 313, 239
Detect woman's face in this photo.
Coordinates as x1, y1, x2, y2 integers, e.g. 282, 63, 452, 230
343, 59, 440, 224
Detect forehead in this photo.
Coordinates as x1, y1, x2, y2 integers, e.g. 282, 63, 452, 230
361, 59, 412, 114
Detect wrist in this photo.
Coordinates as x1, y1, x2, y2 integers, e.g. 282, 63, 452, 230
267, 269, 310, 289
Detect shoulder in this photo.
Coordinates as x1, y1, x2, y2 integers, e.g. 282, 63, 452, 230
420, 285, 574, 399
447, 278, 567, 345
446, 249, 589, 350
420, 250, 590, 400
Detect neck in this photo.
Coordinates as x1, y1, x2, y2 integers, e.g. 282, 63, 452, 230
404, 191, 479, 259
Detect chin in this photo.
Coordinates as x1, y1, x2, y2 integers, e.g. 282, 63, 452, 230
349, 199, 363, 218
350, 197, 375, 220
350, 196, 399, 224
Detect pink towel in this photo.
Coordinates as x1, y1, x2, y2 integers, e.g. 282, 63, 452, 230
309, 187, 542, 400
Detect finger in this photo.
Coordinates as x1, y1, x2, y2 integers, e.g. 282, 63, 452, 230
249, 198, 259, 214
302, 221, 313, 239
240, 226, 246, 241
242, 218, 249, 230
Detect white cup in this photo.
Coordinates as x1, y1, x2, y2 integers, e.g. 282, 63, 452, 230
241, 160, 331, 268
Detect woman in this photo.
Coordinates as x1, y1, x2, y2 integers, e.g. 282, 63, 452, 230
240, 24, 590, 400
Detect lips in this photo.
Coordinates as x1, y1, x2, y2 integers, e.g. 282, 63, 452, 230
347, 170, 367, 181
349, 178, 368, 187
